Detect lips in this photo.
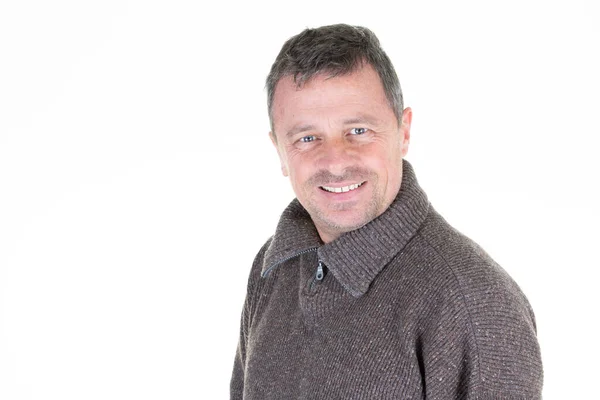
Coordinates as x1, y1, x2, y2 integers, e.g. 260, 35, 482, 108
320, 181, 365, 193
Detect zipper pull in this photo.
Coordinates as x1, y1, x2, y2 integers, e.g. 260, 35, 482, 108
315, 261, 325, 281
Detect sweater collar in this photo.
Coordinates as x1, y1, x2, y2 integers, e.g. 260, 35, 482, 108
261, 160, 430, 297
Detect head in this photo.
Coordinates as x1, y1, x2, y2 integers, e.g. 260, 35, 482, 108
267, 24, 403, 128
267, 24, 412, 243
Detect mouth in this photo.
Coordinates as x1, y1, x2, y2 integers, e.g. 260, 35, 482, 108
319, 181, 365, 193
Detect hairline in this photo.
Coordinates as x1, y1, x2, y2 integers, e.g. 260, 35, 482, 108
269, 62, 401, 141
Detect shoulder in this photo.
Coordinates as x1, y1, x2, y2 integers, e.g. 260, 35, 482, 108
248, 237, 273, 284
239, 237, 273, 309
415, 208, 536, 325
411, 207, 543, 394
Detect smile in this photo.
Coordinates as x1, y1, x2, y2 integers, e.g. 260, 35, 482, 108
320, 182, 365, 193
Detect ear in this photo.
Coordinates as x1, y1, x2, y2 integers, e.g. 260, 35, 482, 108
270, 131, 289, 177
399, 107, 412, 157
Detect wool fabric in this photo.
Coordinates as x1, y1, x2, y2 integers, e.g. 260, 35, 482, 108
230, 160, 543, 399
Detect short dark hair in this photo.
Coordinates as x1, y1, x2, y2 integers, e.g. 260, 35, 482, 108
266, 24, 403, 129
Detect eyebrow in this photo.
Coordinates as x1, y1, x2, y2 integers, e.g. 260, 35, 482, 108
284, 114, 381, 139
285, 124, 317, 139
342, 115, 380, 126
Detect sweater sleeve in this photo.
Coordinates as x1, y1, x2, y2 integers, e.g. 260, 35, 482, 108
230, 289, 250, 400
419, 255, 543, 399
230, 239, 272, 400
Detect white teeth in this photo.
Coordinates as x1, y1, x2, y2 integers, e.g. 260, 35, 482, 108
321, 182, 364, 193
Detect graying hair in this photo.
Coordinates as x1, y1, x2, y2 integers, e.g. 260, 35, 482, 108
266, 24, 403, 130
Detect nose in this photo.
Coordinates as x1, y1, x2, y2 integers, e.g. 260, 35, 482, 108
317, 138, 357, 177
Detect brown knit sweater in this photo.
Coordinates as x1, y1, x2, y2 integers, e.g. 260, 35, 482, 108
230, 160, 543, 399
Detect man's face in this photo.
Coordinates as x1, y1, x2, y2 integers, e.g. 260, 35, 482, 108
270, 64, 412, 243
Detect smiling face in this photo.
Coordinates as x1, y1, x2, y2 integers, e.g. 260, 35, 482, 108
270, 64, 412, 243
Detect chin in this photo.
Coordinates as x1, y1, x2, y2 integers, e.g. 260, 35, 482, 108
320, 214, 372, 234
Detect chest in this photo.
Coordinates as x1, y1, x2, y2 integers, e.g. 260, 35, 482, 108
244, 253, 426, 399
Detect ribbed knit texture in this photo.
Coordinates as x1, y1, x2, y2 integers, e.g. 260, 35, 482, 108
231, 160, 543, 399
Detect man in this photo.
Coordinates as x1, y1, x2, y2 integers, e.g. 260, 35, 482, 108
231, 24, 543, 399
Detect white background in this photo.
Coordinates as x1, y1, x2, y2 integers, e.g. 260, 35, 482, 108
1, 0, 598, 398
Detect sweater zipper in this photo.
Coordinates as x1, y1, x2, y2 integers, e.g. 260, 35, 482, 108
309, 260, 326, 291
315, 260, 325, 281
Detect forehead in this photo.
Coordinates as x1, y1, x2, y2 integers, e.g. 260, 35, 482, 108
271, 65, 394, 133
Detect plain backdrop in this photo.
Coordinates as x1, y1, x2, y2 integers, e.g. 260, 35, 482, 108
1, 0, 599, 398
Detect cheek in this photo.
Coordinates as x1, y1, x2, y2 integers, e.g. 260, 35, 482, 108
287, 157, 312, 187
366, 144, 398, 168
367, 147, 403, 186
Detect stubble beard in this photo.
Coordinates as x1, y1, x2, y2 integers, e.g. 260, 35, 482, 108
301, 167, 383, 240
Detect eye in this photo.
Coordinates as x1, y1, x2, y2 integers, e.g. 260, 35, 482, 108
299, 135, 316, 143
349, 127, 367, 135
